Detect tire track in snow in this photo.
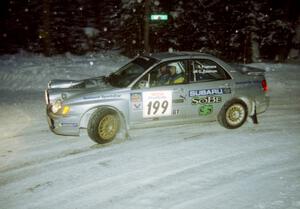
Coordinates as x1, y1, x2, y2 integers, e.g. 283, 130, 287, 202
2, 136, 298, 209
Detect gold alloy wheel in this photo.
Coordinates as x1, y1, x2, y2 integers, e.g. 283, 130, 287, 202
226, 104, 245, 126
98, 114, 118, 140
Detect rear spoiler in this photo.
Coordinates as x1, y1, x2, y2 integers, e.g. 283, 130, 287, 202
230, 64, 265, 76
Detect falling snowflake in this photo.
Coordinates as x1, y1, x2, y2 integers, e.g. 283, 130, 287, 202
154, 1, 160, 6
132, 40, 136, 44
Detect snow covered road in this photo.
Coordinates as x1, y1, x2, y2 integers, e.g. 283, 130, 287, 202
0, 54, 300, 209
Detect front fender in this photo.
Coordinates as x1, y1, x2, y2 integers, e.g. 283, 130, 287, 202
79, 99, 130, 131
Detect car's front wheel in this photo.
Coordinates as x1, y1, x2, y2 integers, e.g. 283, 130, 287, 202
218, 99, 248, 129
87, 109, 120, 144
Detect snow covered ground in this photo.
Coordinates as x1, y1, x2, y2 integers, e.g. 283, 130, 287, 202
0, 52, 299, 209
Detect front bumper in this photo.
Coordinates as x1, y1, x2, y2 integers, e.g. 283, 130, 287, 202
46, 107, 81, 136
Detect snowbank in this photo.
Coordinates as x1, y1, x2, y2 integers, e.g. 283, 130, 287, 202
0, 51, 129, 91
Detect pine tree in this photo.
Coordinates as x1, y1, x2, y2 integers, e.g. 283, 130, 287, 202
119, 0, 145, 56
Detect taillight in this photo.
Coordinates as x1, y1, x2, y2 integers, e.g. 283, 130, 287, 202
262, 79, 268, 92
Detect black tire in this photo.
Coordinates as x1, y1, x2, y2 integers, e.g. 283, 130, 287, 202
87, 109, 120, 144
218, 99, 248, 129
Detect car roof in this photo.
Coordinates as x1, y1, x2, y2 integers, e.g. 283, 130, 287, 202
148, 51, 215, 61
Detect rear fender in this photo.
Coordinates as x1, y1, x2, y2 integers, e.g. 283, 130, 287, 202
223, 97, 255, 116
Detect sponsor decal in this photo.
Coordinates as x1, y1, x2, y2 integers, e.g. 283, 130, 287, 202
193, 69, 218, 74
202, 65, 217, 69
83, 95, 100, 100
59, 123, 78, 127
131, 93, 143, 111
101, 94, 121, 99
142, 91, 172, 118
199, 105, 213, 116
173, 109, 180, 115
131, 93, 142, 102
133, 103, 142, 110
173, 98, 185, 103
236, 80, 261, 85
235, 81, 252, 85
189, 88, 231, 97
83, 94, 121, 100
191, 96, 222, 105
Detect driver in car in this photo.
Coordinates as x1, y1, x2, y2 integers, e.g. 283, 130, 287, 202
168, 65, 185, 84
157, 65, 170, 85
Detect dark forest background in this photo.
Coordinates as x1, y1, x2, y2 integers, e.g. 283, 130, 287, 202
0, 0, 299, 62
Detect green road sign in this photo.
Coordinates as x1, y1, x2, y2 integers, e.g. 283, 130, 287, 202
150, 14, 168, 21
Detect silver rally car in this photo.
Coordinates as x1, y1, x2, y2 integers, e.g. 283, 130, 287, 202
45, 52, 269, 144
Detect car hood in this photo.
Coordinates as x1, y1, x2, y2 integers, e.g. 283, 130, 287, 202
48, 76, 108, 89
46, 76, 117, 105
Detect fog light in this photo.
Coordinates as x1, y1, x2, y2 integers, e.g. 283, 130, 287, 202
62, 106, 70, 115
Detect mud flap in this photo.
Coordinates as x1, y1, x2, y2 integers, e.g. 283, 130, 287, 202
251, 106, 258, 124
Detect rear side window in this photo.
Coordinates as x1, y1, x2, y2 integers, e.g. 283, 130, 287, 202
189, 59, 231, 83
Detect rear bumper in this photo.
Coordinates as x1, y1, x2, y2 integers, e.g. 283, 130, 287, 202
46, 107, 80, 136
256, 95, 270, 114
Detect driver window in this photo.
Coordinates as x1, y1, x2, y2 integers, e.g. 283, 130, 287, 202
135, 61, 187, 89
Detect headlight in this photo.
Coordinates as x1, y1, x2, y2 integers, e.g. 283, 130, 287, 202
50, 100, 71, 115
51, 100, 62, 113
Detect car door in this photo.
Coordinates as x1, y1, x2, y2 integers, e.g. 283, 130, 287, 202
129, 60, 189, 127
185, 58, 234, 120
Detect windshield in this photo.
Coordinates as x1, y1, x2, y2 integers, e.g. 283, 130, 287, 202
106, 56, 158, 87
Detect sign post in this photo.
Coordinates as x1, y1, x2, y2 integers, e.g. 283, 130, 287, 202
143, 0, 168, 54
144, 0, 151, 54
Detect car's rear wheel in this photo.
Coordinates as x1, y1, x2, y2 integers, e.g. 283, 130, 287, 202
218, 99, 248, 129
87, 109, 120, 144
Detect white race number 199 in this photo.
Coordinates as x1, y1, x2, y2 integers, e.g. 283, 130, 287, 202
143, 91, 172, 118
